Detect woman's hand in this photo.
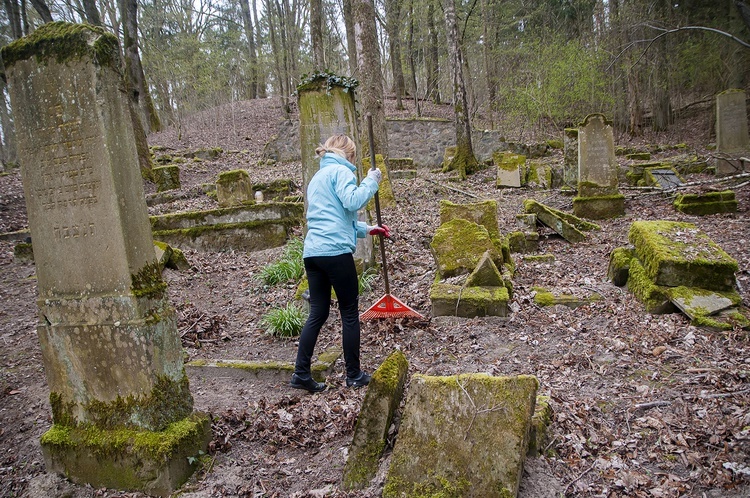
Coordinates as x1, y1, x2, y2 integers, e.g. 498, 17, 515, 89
367, 224, 390, 238
366, 168, 382, 184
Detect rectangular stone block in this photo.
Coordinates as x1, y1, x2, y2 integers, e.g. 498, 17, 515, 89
716, 89, 750, 154
384, 374, 538, 497
430, 283, 509, 317
578, 114, 620, 196
628, 221, 738, 291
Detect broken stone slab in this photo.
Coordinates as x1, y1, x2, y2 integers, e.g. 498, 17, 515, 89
391, 169, 417, 180
532, 287, 601, 308
528, 395, 553, 456
153, 220, 292, 253
628, 220, 738, 291
150, 203, 303, 231
430, 218, 504, 279
523, 199, 600, 243
185, 348, 341, 383
626, 259, 676, 314
673, 190, 737, 215
383, 373, 538, 498
465, 251, 505, 287
342, 350, 409, 490
154, 241, 191, 271
508, 230, 540, 254
389, 157, 414, 170
691, 306, 750, 331
608, 247, 634, 287
523, 253, 556, 264
430, 283, 509, 317
665, 286, 739, 320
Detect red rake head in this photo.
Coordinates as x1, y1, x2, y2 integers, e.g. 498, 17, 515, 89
360, 293, 425, 321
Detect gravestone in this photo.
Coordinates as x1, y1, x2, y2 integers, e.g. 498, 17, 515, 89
715, 89, 750, 175
297, 74, 374, 266
574, 114, 625, 219
494, 152, 524, 188
563, 128, 579, 188
2, 23, 208, 495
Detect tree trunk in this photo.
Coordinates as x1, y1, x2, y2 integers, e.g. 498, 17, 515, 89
4, 0, 23, 39
443, 0, 477, 179
385, 0, 405, 109
0, 56, 17, 169
252, 0, 268, 97
266, 0, 290, 116
426, 1, 441, 104
119, 0, 156, 179
482, 0, 497, 127
353, 0, 389, 166
310, 0, 325, 69
29, 0, 53, 23
343, 0, 358, 76
239, 0, 259, 98
81, 0, 102, 25
407, 0, 420, 116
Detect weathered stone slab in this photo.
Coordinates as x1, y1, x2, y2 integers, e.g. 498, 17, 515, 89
41, 414, 211, 498
430, 219, 503, 278
465, 251, 505, 287
153, 220, 290, 253
608, 247, 634, 287
152, 165, 181, 192
383, 374, 538, 497
495, 152, 524, 188
643, 167, 683, 188
673, 190, 737, 215
150, 203, 303, 231
185, 348, 340, 383
716, 89, 750, 154
572, 193, 625, 220
430, 283, 509, 317
216, 169, 253, 207
391, 169, 417, 180
389, 157, 414, 170
523, 200, 600, 243
666, 287, 736, 319
625, 259, 676, 314
628, 221, 738, 291
439, 199, 500, 242
532, 288, 601, 308
343, 350, 409, 490
577, 114, 619, 197
563, 128, 579, 188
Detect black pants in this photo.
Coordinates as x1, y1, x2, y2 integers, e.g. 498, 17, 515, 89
294, 253, 361, 379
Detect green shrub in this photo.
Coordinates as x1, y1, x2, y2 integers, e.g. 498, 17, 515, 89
262, 303, 307, 338
260, 238, 304, 285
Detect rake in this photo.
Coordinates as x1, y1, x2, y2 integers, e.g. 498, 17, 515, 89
360, 113, 424, 321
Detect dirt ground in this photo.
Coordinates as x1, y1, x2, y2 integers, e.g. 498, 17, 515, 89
1, 97, 749, 497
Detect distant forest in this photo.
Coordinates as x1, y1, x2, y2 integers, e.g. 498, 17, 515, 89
1, 0, 750, 165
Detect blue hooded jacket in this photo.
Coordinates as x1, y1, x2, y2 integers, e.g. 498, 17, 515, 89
303, 152, 379, 258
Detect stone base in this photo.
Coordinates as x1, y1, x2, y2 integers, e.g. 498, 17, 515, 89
152, 165, 181, 192
430, 283, 509, 318
391, 169, 417, 180
41, 413, 211, 497
673, 191, 737, 215
572, 194, 625, 220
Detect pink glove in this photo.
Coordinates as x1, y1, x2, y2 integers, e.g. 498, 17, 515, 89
367, 224, 391, 238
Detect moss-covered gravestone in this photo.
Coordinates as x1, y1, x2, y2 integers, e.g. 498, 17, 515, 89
1, 23, 209, 495
342, 350, 409, 490
383, 374, 539, 497
715, 89, 750, 175
152, 165, 181, 192
216, 169, 253, 207
673, 190, 737, 215
573, 114, 625, 219
297, 73, 374, 266
494, 151, 524, 188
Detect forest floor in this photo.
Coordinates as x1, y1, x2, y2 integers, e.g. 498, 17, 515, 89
0, 97, 749, 498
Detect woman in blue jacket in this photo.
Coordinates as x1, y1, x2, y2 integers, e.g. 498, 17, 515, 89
291, 134, 388, 393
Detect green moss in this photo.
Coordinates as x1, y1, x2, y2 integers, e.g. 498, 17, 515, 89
51, 375, 193, 431
1, 21, 119, 70
430, 218, 503, 279
533, 290, 556, 307
625, 259, 674, 313
546, 139, 563, 149
131, 262, 167, 299
41, 412, 209, 461
608, 247, 634, 286
216, 169, 250, 184
523, 254, 555, 263
153, 218, 298, 239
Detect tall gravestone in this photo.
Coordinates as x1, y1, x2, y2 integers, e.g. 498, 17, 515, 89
573, 114, 625, 219
2, 23, 209, 495
715, 89, 750, 175
297, 75, 374, 267
563, 128, 579, 188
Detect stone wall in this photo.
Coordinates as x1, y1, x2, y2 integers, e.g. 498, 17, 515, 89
262, 118, 548, 168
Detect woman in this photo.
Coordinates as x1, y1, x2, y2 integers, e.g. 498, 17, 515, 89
291, 134, 388, 393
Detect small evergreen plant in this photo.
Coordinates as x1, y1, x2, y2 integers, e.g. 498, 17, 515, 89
261, 302, 306, 338
260, 238, 304, 285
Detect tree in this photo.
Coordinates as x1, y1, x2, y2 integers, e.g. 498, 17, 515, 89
239, 0, 260, 98
425, 1, 440, 104
353, 0, 388, 163
343, 0, 357, 75
442, 0, 477, 179
310, 0, 324, 68
384, 0, 405, 109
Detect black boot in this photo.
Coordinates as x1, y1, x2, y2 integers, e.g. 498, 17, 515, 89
346, 371, 371, 388
290, 373, 327, 393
